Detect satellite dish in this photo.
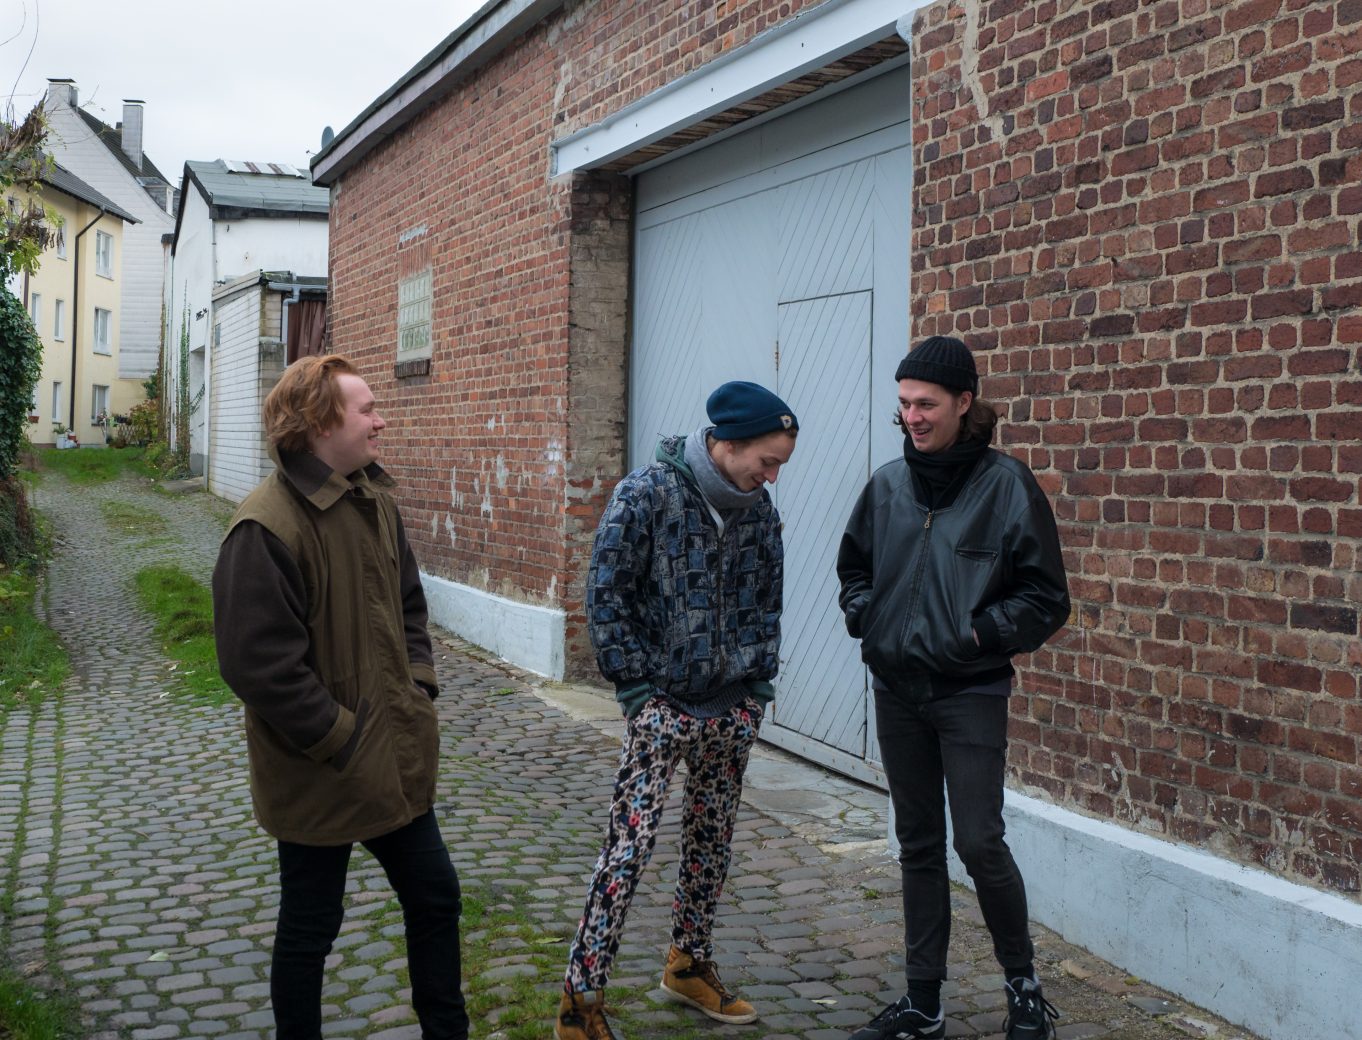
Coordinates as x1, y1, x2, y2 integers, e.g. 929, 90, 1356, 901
320, 126, 334, 149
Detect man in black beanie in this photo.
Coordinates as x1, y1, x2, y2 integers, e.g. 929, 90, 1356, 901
837, 336, 1070, 1040
556, 381, 798, 1039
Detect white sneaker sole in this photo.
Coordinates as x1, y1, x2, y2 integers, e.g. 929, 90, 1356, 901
659, 979, 759, 1024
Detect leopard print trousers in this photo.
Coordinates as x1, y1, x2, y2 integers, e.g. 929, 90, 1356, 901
564, 696, 762, 993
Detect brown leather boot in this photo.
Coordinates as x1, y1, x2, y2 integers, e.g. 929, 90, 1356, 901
660, 945, 758, 1024
555, 989, 622, 1040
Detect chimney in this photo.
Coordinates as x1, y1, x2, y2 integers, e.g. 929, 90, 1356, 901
121, 100, 145, 169
45, 78, 77, 108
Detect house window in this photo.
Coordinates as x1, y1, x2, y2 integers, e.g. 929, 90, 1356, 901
91, 384, 109, 424
56, 224, 67, 259
397, 267, 432, 362
52, 381, 62, 421
94, 307, 112, 354
95, 230, 113, 277
28, 292, 40, 329
53, 299, 65, 340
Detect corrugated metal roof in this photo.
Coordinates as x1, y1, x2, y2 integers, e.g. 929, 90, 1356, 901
185, 159, 330, 216
40, 160, 141, 224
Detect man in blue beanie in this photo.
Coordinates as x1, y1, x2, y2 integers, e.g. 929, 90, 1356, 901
838, 336, 1070, 1040
556, 381, 798, 1039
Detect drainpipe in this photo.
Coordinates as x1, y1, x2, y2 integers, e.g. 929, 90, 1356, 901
70, 207, 108, 432
280, 284, 301, 358
267, 277, 321, 362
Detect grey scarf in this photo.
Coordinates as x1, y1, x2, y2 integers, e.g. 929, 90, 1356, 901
683, 425, 765, 513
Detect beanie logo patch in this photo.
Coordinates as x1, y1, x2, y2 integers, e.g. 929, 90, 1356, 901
780, 414, 793, 429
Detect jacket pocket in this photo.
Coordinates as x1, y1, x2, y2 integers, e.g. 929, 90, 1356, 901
936, 548, 1001, 668
330, 697, 371, 773
956, 546, 997, 564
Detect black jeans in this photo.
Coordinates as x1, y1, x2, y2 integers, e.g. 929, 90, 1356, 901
273, 810, 468, 1040
875, 687, 1034, 981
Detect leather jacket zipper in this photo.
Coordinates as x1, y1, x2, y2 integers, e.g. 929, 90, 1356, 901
896, 508, 935, 673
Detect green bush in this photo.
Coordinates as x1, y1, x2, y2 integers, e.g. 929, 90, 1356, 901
127, 399, 158, 446
0, 289, 42, 482
0, 474, 38, 567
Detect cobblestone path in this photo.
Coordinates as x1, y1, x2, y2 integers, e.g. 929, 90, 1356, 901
0, 468, 1258, 1040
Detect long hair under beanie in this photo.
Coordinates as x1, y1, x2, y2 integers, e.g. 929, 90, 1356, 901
893, 336, 997, 444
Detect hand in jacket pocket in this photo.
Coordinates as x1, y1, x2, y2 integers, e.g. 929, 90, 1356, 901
330, 698, 370, 772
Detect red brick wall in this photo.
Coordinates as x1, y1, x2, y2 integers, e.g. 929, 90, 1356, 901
911, 0, 1362, 893
324, 0, 822, 675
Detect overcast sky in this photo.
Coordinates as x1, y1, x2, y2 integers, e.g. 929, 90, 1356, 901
4, 0, 486, 181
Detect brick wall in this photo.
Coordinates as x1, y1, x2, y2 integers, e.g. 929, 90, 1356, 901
324, 0, 810, 677
911, 0, 1362, 894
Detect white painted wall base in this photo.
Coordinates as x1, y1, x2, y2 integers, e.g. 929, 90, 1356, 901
421, 573, 565, 679
888, 790, 1360, 1040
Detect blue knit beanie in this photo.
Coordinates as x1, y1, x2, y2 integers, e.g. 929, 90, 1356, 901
706, 381, 799, 441
895, 336, 979, 396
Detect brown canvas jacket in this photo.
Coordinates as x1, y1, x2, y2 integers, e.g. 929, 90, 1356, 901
212, 445, 440, 845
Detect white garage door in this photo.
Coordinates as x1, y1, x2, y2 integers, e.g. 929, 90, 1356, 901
631, 66, 911, 782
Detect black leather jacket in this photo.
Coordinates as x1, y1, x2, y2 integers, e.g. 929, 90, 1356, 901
837, 449, 1070, 695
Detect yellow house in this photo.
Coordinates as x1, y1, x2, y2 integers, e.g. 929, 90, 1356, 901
13, 162, 140, 448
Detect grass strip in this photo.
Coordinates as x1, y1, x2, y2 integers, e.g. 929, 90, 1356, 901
0, 569, 68, 715
0, 967, 81, 1040
30, 447, 154, 486
99, 500, 168, 536
132, 565, 233, 707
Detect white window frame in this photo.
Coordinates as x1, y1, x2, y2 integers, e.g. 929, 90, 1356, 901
56, 223, 67, 259
53, 299, 65, 341
93, 307, 112, 355
95, 230, 114, 278
397, 267, 433, 361
28, 292, 40, 329
52, 381, 63, 422
91, 384, 109, 424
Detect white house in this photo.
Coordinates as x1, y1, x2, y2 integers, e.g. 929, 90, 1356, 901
207, 271, 327, 502
41, 79, 176, 383
165, 159, 329, 482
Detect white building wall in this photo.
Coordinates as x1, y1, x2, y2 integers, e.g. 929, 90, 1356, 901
217, 218, 328, 280
165, 187, 215, 469
208, 285, 268, 503
42, 100, 175, 380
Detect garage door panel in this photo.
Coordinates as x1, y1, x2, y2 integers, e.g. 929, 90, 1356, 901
772, 292, 871, 757
633, 218, 709, 464
701, 198, 778, 386
779, 161, 874, 303
631, 68, 910, 777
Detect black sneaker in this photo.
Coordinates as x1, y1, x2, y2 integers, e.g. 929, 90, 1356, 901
1004, 976, 1059, 1040
848, 995, 945, 1039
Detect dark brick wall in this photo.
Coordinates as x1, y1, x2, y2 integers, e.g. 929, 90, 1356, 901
911, 0, 1362, 894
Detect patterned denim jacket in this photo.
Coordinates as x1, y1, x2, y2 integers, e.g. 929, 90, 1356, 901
586, 435, 784, 709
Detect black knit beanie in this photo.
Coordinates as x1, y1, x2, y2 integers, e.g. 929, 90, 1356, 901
894, 336, 979, 396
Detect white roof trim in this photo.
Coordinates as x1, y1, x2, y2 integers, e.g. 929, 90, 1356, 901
550, 0, 929, 176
